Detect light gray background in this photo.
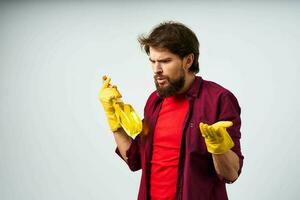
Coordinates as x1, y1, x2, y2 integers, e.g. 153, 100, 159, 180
1, 1, 299, 200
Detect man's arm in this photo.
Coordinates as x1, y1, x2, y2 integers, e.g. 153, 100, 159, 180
212, 150, 240, 182
98, 76, 142, 171
113, 128, 132, 161
199, 121, 241, 183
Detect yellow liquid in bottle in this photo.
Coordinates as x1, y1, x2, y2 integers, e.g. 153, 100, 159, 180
113, 100, 142, 138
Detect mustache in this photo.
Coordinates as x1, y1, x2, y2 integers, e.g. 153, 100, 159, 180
154, 74, 168, 80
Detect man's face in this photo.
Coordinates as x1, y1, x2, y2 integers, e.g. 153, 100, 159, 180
149, 47, 186, 97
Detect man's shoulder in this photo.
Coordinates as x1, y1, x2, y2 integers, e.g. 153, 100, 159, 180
199, 78, 240, 106
201, 78, 233, 96
199, 78, 241, 111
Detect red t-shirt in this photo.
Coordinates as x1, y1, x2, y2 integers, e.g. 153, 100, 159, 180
150, 95, 189, 200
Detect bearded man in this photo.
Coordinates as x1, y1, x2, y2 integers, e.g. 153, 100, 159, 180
99, 21, 244, 200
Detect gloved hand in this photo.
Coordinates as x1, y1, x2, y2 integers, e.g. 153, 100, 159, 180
199, 121, 234, 154
98, 76, 122, 132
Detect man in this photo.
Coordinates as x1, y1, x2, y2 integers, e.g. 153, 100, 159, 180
98, 21, 244, 200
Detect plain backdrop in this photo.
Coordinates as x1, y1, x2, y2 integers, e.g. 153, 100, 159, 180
0, 1, 299, 199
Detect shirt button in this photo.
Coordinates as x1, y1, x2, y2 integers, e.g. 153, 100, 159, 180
190, 122, 194, 128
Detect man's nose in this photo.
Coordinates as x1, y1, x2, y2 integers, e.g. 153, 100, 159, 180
153, 62, 163, 74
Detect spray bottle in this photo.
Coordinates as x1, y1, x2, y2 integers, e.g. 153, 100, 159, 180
103, 76, 142, 138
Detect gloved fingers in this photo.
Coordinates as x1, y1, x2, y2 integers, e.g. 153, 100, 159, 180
101, 75, 111, 90
208, 125, 221, 137
199, 122, 208, 138
203, 124, 211, 139
99, 87, 122, 102
112, 87, 122, 99
219, 128, 231, 138
213, 121, 233, 130
208, 126, 217, 139
106, 87, 122, 100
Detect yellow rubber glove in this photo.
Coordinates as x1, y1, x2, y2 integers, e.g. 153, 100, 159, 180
98, 75, 142, 138
98, 76, 122, 132
199, 121, 234, 154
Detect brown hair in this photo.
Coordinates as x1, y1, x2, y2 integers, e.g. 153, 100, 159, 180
138, 21, 200, 73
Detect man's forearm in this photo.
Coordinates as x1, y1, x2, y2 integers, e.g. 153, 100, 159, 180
113, 128, 132, 161
212, 150, 240, 182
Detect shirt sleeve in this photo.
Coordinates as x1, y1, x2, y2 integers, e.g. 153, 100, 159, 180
115, 134, 142, 172
115, 91, 156, 172
218, 91, 244, 176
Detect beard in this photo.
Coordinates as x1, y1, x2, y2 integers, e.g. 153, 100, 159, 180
154, 69, 185, 98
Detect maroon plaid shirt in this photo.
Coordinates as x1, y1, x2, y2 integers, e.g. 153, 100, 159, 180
116, 76, 244, 200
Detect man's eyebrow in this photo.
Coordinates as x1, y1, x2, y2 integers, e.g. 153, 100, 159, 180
149, 57, 172, 62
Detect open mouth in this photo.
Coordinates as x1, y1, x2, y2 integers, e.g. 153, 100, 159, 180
154, 75, 168, 86
156, 77, 167, 85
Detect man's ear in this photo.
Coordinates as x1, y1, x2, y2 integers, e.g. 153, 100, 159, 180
183, 53, 194, 70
